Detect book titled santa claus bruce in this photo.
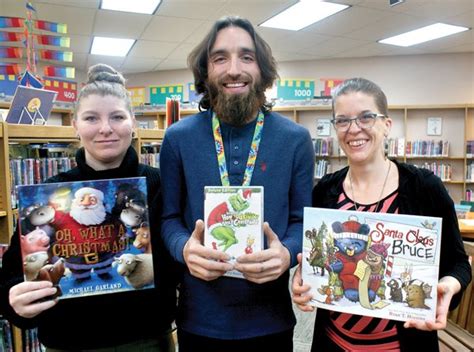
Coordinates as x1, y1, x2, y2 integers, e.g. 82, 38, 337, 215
204, 186, 264, 279
17, 177, 154, 299
302, 207, 442, 322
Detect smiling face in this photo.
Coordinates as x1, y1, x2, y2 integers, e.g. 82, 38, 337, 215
73, 94, 135, 170
334, 91, 391, 166
207, 26, 263, 125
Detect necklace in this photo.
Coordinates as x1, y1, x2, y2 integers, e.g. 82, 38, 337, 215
348, 160, 392, 212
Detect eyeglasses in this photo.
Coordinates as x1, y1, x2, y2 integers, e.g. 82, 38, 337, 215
331, 112, 386, 132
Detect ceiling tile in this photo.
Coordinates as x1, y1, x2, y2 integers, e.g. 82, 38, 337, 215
302, 37, 368, 58
141, 16, 204, 42
68, 35, 92, 54
34, 0, 100, 9
122, 57, 162, 73
167, 43, 198, 60
128, 40, 178, 59
216, 1, 295, 24
346, 13, 435, 42
157, 0, 225, 20
392, 0, 474, 19
0, 0, 471, 73
33, 3, 97, 36
87, 55, 125, 70
94, 10, 152, 38
155, 58, 188, 71
183, 21, 215, 44
301, 5, 386, 37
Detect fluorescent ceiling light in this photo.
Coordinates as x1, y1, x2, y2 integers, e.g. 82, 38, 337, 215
378, 23, 469, 47
100, 0, 161, 14
91, 37, 136, 57
260, 1, 349, 31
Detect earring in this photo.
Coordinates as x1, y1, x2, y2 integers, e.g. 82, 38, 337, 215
132, 130, 137, 138
76, 134, 81, 141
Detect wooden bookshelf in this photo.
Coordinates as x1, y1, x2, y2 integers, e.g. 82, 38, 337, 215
296, 104, 473, 203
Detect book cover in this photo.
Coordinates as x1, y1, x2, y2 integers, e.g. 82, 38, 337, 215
6, 85, 56, 125
17, 177, 154, 299
302, 207, 442, 322
204, 186, 264, 279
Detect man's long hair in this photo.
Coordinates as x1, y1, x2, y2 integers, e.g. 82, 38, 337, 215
188, 16, 278, 112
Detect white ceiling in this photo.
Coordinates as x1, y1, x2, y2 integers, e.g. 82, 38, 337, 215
0, 0, 473, 74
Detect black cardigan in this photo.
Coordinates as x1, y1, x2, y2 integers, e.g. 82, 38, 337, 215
0, 146, 178, 349
310, 160, 472, 352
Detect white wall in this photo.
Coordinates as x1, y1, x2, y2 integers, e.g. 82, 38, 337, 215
120, 52, 473, 106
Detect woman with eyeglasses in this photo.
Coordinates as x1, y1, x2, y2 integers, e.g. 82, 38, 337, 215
291, 77, 471, 351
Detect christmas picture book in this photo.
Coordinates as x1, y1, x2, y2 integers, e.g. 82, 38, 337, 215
17, 177, 154, 299
204, 186, 264, 279
302, 207, 442, 322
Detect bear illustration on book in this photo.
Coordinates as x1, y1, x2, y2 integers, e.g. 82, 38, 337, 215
18, 178, 155, 299
305, 213, 436, 315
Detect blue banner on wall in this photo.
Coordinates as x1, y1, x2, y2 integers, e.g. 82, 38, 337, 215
0, 74, 18, 96
150, 84, 183, 105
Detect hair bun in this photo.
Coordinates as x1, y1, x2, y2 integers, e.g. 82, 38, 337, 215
87, 63, 125, 86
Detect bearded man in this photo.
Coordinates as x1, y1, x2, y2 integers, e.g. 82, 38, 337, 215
159, 16, 314, 352
52, 187, 125, 280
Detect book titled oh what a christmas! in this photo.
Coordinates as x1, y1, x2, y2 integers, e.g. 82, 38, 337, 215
17, 177, 154, 299
204, 186, 264, 279
302, 207, 442, 322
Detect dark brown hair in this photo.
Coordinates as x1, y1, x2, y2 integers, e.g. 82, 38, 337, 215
187, 16, 278, 112
332, 77, 388, 117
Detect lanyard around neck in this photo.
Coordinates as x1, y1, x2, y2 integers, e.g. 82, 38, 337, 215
212, 111, 264, 186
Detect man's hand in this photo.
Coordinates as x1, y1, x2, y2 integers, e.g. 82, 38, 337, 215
404, 276, 460, 331
291, 253, 315, 312
183, 220, 233, 281
9, 281, 58, 318
234, 222, 291, 284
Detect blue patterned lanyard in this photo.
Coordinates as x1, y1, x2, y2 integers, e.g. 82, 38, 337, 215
212, 111, 264, 186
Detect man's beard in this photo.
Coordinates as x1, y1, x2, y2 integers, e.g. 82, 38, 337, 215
209, 79, 265, 126
70, 202, 107, 225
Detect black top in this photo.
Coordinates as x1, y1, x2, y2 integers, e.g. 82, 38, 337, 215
0, 146, 178, 349
311, 160, 472, 352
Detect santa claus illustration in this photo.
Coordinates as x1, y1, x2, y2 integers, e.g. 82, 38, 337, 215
52, 187, 126, 281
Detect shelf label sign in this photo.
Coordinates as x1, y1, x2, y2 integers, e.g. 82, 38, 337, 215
277, 79, 314, 101
150, 84, 183, 105
128, 87, 146, 107
43, 77, 77, 102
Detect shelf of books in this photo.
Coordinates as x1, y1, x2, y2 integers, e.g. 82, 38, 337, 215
0, 244, 13, 352
466, 106, 474, 201
297, 105, 474, 203
135, 128, 165, 168
134, 107, 199, 130
0, 243, 44, 352
0, 122, 167, 352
